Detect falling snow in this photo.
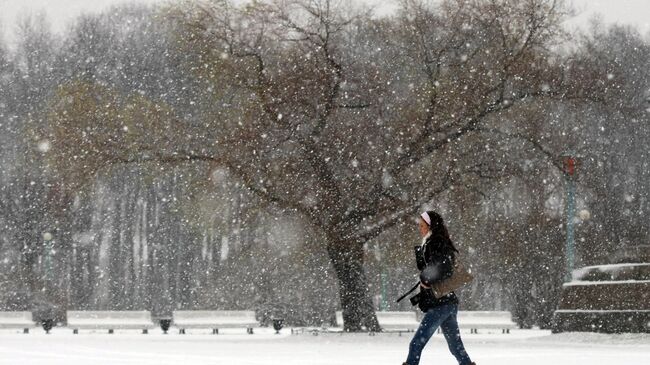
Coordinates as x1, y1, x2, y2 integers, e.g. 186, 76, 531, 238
0, 0, 648, 353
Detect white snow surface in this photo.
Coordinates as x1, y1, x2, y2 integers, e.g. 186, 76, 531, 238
564, 279, 650, 286
572, 263, 650, 281
0, 328, 648, 365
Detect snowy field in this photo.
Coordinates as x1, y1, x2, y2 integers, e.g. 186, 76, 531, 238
0, 328, 648, 365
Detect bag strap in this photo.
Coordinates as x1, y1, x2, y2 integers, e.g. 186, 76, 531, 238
396, 282, 420, 303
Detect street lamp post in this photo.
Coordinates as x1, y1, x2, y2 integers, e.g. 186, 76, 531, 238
560, 154, 578, 281
374, 244, 388, 311
380, 267, 388, 311
43, 232, 54, 285
41, 232, 55, 334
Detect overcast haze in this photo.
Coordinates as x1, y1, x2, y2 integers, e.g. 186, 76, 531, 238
1, 0, 650, 42
0, 0, 649, 343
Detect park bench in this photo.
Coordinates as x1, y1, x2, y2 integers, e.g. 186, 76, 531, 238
67, 311, 155, 334
172, 310, 258, 334
336, 310, 515, 334
456, 311, 516, 334
336, 311, 420, 333
0, 311, 36, 334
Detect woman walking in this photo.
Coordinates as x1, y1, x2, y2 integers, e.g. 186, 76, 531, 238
402, 211, 475, 365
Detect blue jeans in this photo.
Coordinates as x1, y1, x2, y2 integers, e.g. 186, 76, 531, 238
405, 303, 472, 365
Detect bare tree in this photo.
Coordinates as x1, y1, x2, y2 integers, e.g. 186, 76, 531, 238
159, 0, 574, 331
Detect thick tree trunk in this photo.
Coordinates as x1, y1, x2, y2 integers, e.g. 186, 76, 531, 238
327, 237, 381, 332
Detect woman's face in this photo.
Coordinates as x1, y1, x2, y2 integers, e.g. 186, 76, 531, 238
418, 218, 430, 238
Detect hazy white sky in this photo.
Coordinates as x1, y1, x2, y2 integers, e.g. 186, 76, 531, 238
1, 0, 649, 42
0, 0, 163, 41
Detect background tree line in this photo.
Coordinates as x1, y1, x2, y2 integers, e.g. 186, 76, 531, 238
0, 0, 648, 330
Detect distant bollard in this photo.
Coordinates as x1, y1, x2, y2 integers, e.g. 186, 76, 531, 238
160, 319, 172, 334
272, 318, 284, 334
42, 319, 54, 334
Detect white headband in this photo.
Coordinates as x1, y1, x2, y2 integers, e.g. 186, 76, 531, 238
421, 212, 431, 225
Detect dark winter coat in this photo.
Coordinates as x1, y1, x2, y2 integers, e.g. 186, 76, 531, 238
415, 234, 459, 311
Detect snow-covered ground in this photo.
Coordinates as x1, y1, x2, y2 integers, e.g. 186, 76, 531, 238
0, 327, 648, 365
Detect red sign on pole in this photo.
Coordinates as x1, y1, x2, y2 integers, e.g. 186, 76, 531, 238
562, 156, 577, 176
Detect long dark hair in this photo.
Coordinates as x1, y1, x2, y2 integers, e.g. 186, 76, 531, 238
425, 211, 458, 253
